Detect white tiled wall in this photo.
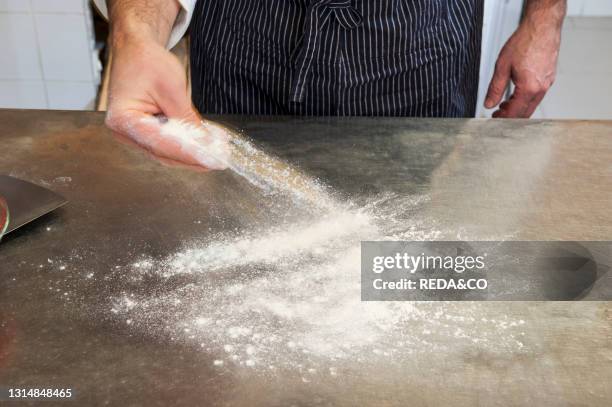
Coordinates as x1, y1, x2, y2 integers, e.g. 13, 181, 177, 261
0, 14, 42, 79
31, 0, 89, 14
46, 81, 96, 110
35, 14, 95, 81
0, 81, 46, 109
0, 0, 100, 110
0, 0, 31, 13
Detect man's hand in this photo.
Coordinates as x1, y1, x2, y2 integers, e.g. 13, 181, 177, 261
485, 0, 566, 118
104, 0, 212, 169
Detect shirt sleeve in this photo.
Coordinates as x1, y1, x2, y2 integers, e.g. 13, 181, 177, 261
91, 0, 196, 49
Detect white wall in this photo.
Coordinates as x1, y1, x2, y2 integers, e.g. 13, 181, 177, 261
567, 0, 612, 16
0, 0, 100, 110
531, 16, 612, 120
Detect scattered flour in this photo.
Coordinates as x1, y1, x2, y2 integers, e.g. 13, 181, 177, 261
53, 176, 72, 184
151, 118, 334, 208
95, 119, 530, 373
110, 192, 528, 373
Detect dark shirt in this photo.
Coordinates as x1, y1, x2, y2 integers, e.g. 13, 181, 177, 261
190, 0, 484, 117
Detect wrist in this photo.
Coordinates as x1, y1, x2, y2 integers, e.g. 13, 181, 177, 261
110, 21, 164, 48
521, 0, 566, 33
107, 0, 181, 48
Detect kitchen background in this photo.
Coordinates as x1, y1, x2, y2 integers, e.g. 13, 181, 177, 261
0, 0, 610, 119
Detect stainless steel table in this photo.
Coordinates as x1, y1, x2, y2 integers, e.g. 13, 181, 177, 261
0, 110, 611, 406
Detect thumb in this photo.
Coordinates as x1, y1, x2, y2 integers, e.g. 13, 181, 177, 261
485, 57, 511, 109
164, 101, 202, 126
160, 97, 202, 126
156, 75, 202, 125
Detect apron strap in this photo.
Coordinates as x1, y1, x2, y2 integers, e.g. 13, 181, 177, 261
290, 0, 363, 103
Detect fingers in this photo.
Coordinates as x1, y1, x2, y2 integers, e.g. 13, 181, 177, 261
492, 82, 547, 118
157, 90, 202, 126
154, 119, 232, 170
106, 110, 231, 170
485, 55, 511, 109
492, 90, 531, 118
524, 91, 546, 118
142, 150, 211, 173
106, 110, 205, 167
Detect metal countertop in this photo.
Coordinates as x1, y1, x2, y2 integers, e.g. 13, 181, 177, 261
0, 110, 611, 406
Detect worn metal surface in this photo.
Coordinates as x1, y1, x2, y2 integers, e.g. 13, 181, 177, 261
0, 109, 611, 406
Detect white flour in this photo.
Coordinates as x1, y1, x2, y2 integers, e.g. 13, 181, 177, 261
137, 117, 232, 170
111, 193, 527, 374
102, 119, 529, 374
153, 118, 335, 209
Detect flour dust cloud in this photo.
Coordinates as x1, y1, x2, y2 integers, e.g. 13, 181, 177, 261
105, 119, 528, 375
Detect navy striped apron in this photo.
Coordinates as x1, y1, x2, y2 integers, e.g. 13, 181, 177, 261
190, 0, 483, 117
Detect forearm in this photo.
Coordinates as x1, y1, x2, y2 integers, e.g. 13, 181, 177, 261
108, 0, 181, 46
521, 0, 566, 32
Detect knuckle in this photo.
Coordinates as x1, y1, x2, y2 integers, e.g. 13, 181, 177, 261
104, 112, 116, 129
523, 81, 542, 95
494, 56, 510, 72
524, 76, 555, 95
104, 109, 124, 132
155, 69, 185, 92
183, 109, 200, 122
532, 83, 547, 94
490, 83, 503, 94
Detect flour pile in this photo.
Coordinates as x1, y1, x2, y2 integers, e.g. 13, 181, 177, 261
111, 192, 527, 374
106, 119, 529, 374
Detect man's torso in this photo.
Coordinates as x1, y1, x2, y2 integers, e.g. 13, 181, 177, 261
190, 0, 484, 117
